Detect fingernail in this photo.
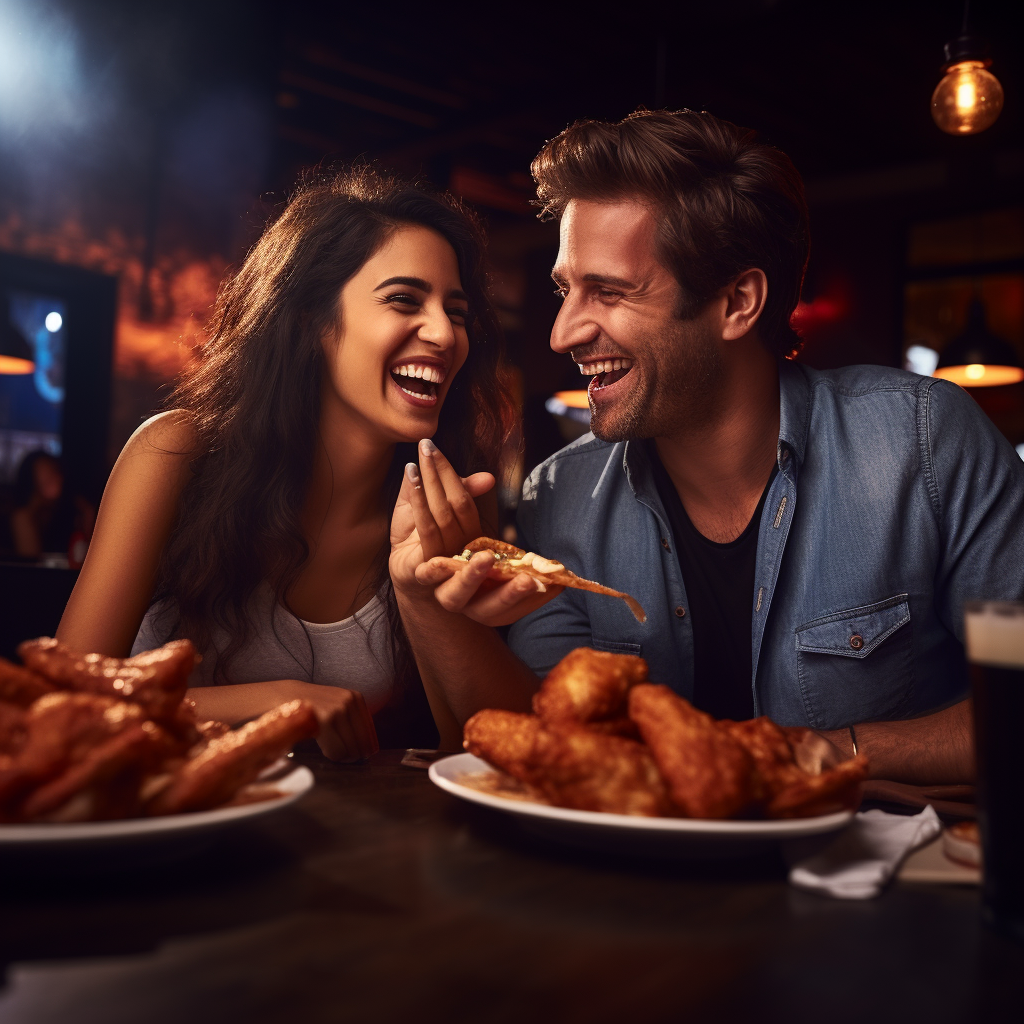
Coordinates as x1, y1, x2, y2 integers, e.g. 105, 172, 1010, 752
405, 462, 421, 484
419, 438, 437, 456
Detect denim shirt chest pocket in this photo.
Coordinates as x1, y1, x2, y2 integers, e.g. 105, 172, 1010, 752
794, 594, 913, 729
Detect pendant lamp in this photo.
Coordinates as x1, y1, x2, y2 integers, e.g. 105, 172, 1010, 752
934, 298, 1023, 387
931, 2, 1004, 135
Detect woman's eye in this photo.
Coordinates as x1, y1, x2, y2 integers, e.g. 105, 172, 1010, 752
385, 293, 419, 308
447, 308, 469, 324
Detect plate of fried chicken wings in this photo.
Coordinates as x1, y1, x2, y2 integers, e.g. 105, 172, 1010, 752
429, 648, 866, 846
0, 637, 318, 845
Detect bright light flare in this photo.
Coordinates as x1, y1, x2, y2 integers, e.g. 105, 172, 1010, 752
932, 61, 1004, 135
934, 364, 1024, 387
44, 311, 63, 332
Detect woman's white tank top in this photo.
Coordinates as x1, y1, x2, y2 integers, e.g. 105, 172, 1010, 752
131, 587, 395, 715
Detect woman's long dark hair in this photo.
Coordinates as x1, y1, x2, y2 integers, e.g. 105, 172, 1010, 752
154, 166, 515, 738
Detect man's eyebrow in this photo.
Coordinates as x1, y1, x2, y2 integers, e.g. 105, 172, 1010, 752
582, 273, 639, 289
374, 276, 469, 302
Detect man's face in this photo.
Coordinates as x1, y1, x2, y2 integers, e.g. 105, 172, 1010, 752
550, 199, 723, 441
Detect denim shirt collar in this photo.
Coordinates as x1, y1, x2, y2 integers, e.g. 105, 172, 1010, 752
622, 358, 809, 497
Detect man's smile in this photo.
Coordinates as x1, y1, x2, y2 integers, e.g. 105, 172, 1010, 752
577, 356, 635, 397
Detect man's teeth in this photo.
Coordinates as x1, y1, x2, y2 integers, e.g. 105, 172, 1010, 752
392, 364, 445, 384
578, 358, 634, 375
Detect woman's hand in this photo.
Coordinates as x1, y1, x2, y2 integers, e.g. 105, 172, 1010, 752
189, 679, 378, 763
302, 683, 379, 762
389, 438, 562, 627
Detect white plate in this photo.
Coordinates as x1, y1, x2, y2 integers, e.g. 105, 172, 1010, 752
0, 765, 314, 845
429, 753, 853, 852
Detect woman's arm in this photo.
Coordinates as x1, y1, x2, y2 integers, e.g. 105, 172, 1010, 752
390, 441, 555, 746
188, 679, 378, 762
57, 411, 196, 656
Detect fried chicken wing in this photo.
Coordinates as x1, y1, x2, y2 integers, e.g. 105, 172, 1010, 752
147, 699, 318, 816
532, 647, 647, 727
0, 692, 151, 820
17, 637, 197, 721
0, 701, 26, 755
628, 684, 755, 818
463, 709, 541, 780
526, 724, 672, 817
0, 659, 56, 707
20, 723, 160, 822
765, 754, 869, 819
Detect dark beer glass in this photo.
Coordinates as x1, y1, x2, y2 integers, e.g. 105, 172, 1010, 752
965, 600, 1024, 943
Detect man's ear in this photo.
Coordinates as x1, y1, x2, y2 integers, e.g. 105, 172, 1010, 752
722, 269, 768, 341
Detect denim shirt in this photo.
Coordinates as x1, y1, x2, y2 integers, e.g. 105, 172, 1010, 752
508, 361, 1024, 729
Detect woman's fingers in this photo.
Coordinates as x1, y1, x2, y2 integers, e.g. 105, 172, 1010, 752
418, 439, 480, 542
316, 690, 379, 762
404, 461, 446, 559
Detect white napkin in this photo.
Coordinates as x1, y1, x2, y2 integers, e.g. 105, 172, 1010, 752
788, 806, 942, 899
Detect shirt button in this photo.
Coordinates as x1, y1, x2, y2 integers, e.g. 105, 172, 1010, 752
849, 634, 864, 650
675, 606, 686, 618
661, 538, 671, 551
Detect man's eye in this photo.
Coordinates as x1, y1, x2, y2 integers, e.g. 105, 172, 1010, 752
597, 289, 620, 300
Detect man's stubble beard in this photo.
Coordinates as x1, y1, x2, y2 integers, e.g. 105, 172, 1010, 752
589, 316, 725, 443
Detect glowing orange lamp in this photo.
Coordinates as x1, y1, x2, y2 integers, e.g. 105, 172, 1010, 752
0, 318, 35, 375
931, 17, 1004, 136
934, 299, 1023, 388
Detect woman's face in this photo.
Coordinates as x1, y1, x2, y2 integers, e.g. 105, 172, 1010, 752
323, 224, 471, 444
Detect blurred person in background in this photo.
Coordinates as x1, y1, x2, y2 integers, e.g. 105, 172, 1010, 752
57, 167, 514, 760
10, 450, 94, 563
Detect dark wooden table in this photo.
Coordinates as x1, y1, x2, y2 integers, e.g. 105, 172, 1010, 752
0, 750, 1020, 1024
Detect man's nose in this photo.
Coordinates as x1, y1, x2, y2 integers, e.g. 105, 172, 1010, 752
549, 298, 598, 354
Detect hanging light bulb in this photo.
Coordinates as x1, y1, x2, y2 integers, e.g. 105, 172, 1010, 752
931, 0, 1004, 136
932, 49, 1004, 135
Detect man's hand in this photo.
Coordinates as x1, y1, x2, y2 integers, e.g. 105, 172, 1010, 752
389, 438, 562, 626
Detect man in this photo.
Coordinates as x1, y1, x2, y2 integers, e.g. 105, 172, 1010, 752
391, 109, 1024, 783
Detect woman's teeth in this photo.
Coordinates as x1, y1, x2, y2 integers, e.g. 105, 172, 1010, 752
392, 363, 445, 384
578, 358, 633, 375
390, 363, 443, 402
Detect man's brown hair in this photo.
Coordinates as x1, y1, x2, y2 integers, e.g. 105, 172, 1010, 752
532, 108, 810, 359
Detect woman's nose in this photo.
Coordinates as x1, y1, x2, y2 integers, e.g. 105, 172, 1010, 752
418, 307, 457, 347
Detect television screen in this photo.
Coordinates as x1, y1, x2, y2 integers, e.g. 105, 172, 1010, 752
1, 289, 68, 482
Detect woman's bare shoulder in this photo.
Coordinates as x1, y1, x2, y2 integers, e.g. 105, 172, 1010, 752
107, 410, 198, 495
123, 410, 197, 459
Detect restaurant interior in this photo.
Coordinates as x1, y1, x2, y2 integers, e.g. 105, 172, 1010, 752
0, 0, 1022, 1020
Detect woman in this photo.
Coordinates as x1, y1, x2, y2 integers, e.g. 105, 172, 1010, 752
10, 451, 94, 561
57, 167, 514, 760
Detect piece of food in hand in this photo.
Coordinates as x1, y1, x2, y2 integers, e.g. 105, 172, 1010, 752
532, 647, 647, 735
628, 684, 755, 819
17, 637, 197, 722
464, 708, 670, 816
439, 537, 647, 624
147, 699, 318, 816
0, 659, 56, 707
764, 754, 868, 819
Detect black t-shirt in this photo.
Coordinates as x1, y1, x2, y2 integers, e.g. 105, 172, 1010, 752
649, 446, 777, 721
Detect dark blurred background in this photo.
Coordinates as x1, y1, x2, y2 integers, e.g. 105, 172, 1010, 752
0, 0, 1021, 517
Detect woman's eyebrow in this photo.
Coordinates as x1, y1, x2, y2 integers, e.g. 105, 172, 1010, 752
373, 277, 469, 303
374, 276, 431, 291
